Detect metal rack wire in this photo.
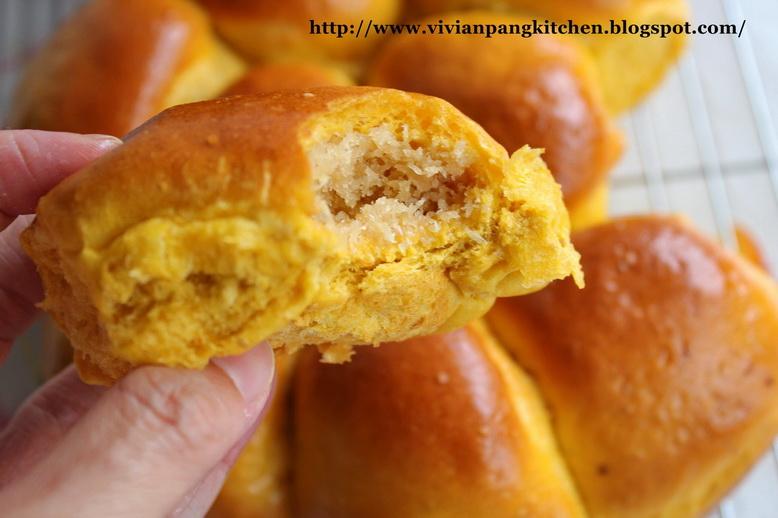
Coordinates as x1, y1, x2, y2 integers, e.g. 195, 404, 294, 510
1, 0, 777, 515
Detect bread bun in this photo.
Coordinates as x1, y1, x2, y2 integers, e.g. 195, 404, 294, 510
403, 0, 688, 113
195, 0, 401, 66
8, 0, 244, 136
222, 62, 353, 97
292, 323, 587, 517
487, 215, 778, 518
22, 87, 582, 384
367, 11, 623, 229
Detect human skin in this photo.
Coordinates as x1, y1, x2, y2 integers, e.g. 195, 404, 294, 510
0, 130, 275, 517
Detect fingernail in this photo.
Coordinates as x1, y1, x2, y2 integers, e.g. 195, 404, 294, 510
212, 343, 275, 415
85, 134, 122, 151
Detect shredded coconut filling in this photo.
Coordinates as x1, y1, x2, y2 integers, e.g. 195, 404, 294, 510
308, 124, 477, 249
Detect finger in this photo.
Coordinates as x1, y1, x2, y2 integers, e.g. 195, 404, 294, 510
3, 343, 275, 517
0, 130, 121, 229
0, 215, 39, 359
0, 365, 106, 488
172, 374, 281, 518
171, 413, 264, 518
0, 131, 120, 359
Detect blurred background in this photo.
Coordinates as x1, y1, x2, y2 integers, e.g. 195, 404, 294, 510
1, 0, 776, 516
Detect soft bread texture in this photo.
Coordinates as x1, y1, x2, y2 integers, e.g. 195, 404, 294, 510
403, 0, 688, 113
487, 215, 778, 518
367, 11, 623, 229
22, 87, 582, 384
195, 0, 400, 66
222, 62, 353, 97
8, 0, 245, 136
291, 323, 587, 518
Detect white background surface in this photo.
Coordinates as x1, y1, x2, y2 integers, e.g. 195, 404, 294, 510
1, 1, 777, 516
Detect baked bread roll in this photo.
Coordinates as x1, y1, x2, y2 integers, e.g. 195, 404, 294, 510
22, 87, 582, 384
487, 215, 778, 518
195, 0, 400, 66
8, 0, 245, 136
222, 62, 353, 97
404, 0, 689, 113
292, 323, 587, 517
367, 11, 623, 229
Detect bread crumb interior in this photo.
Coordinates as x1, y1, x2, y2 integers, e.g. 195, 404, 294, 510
308, 124, 477, 252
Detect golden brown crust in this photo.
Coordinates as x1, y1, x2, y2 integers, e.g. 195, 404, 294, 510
367, 11, 623, 213
292, 323, 586, 517
9, 0, 244, 136
222, 62, 353, 97
29, 90, 331, 251
402, 0, 689, 113
195, 0, 401, 63
23, 87, 581, 383
487, 215, 778, 518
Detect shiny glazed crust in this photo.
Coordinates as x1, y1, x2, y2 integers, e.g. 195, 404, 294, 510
22, 87, 582, 384
195, 0, 401, 64
402, 0, 689, 113
292, 323, 587, 518
8, 0, 245, 137
222, 62, 353, 97
367, 11, 623, 222
487, 215, 778, 518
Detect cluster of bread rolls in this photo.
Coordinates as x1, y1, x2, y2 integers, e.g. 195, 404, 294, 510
11, 0, 688, 231
212, 215, 778, 518
12, 0, 778, 517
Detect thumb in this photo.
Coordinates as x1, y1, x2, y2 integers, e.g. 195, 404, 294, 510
2, 343, 275, 518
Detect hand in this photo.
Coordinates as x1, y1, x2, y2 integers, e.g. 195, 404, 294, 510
0, 130, 275, 517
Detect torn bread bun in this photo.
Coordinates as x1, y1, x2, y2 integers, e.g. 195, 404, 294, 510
22, 87, 582, 384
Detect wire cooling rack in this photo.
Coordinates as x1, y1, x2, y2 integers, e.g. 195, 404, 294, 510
1, 1, 777, 516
